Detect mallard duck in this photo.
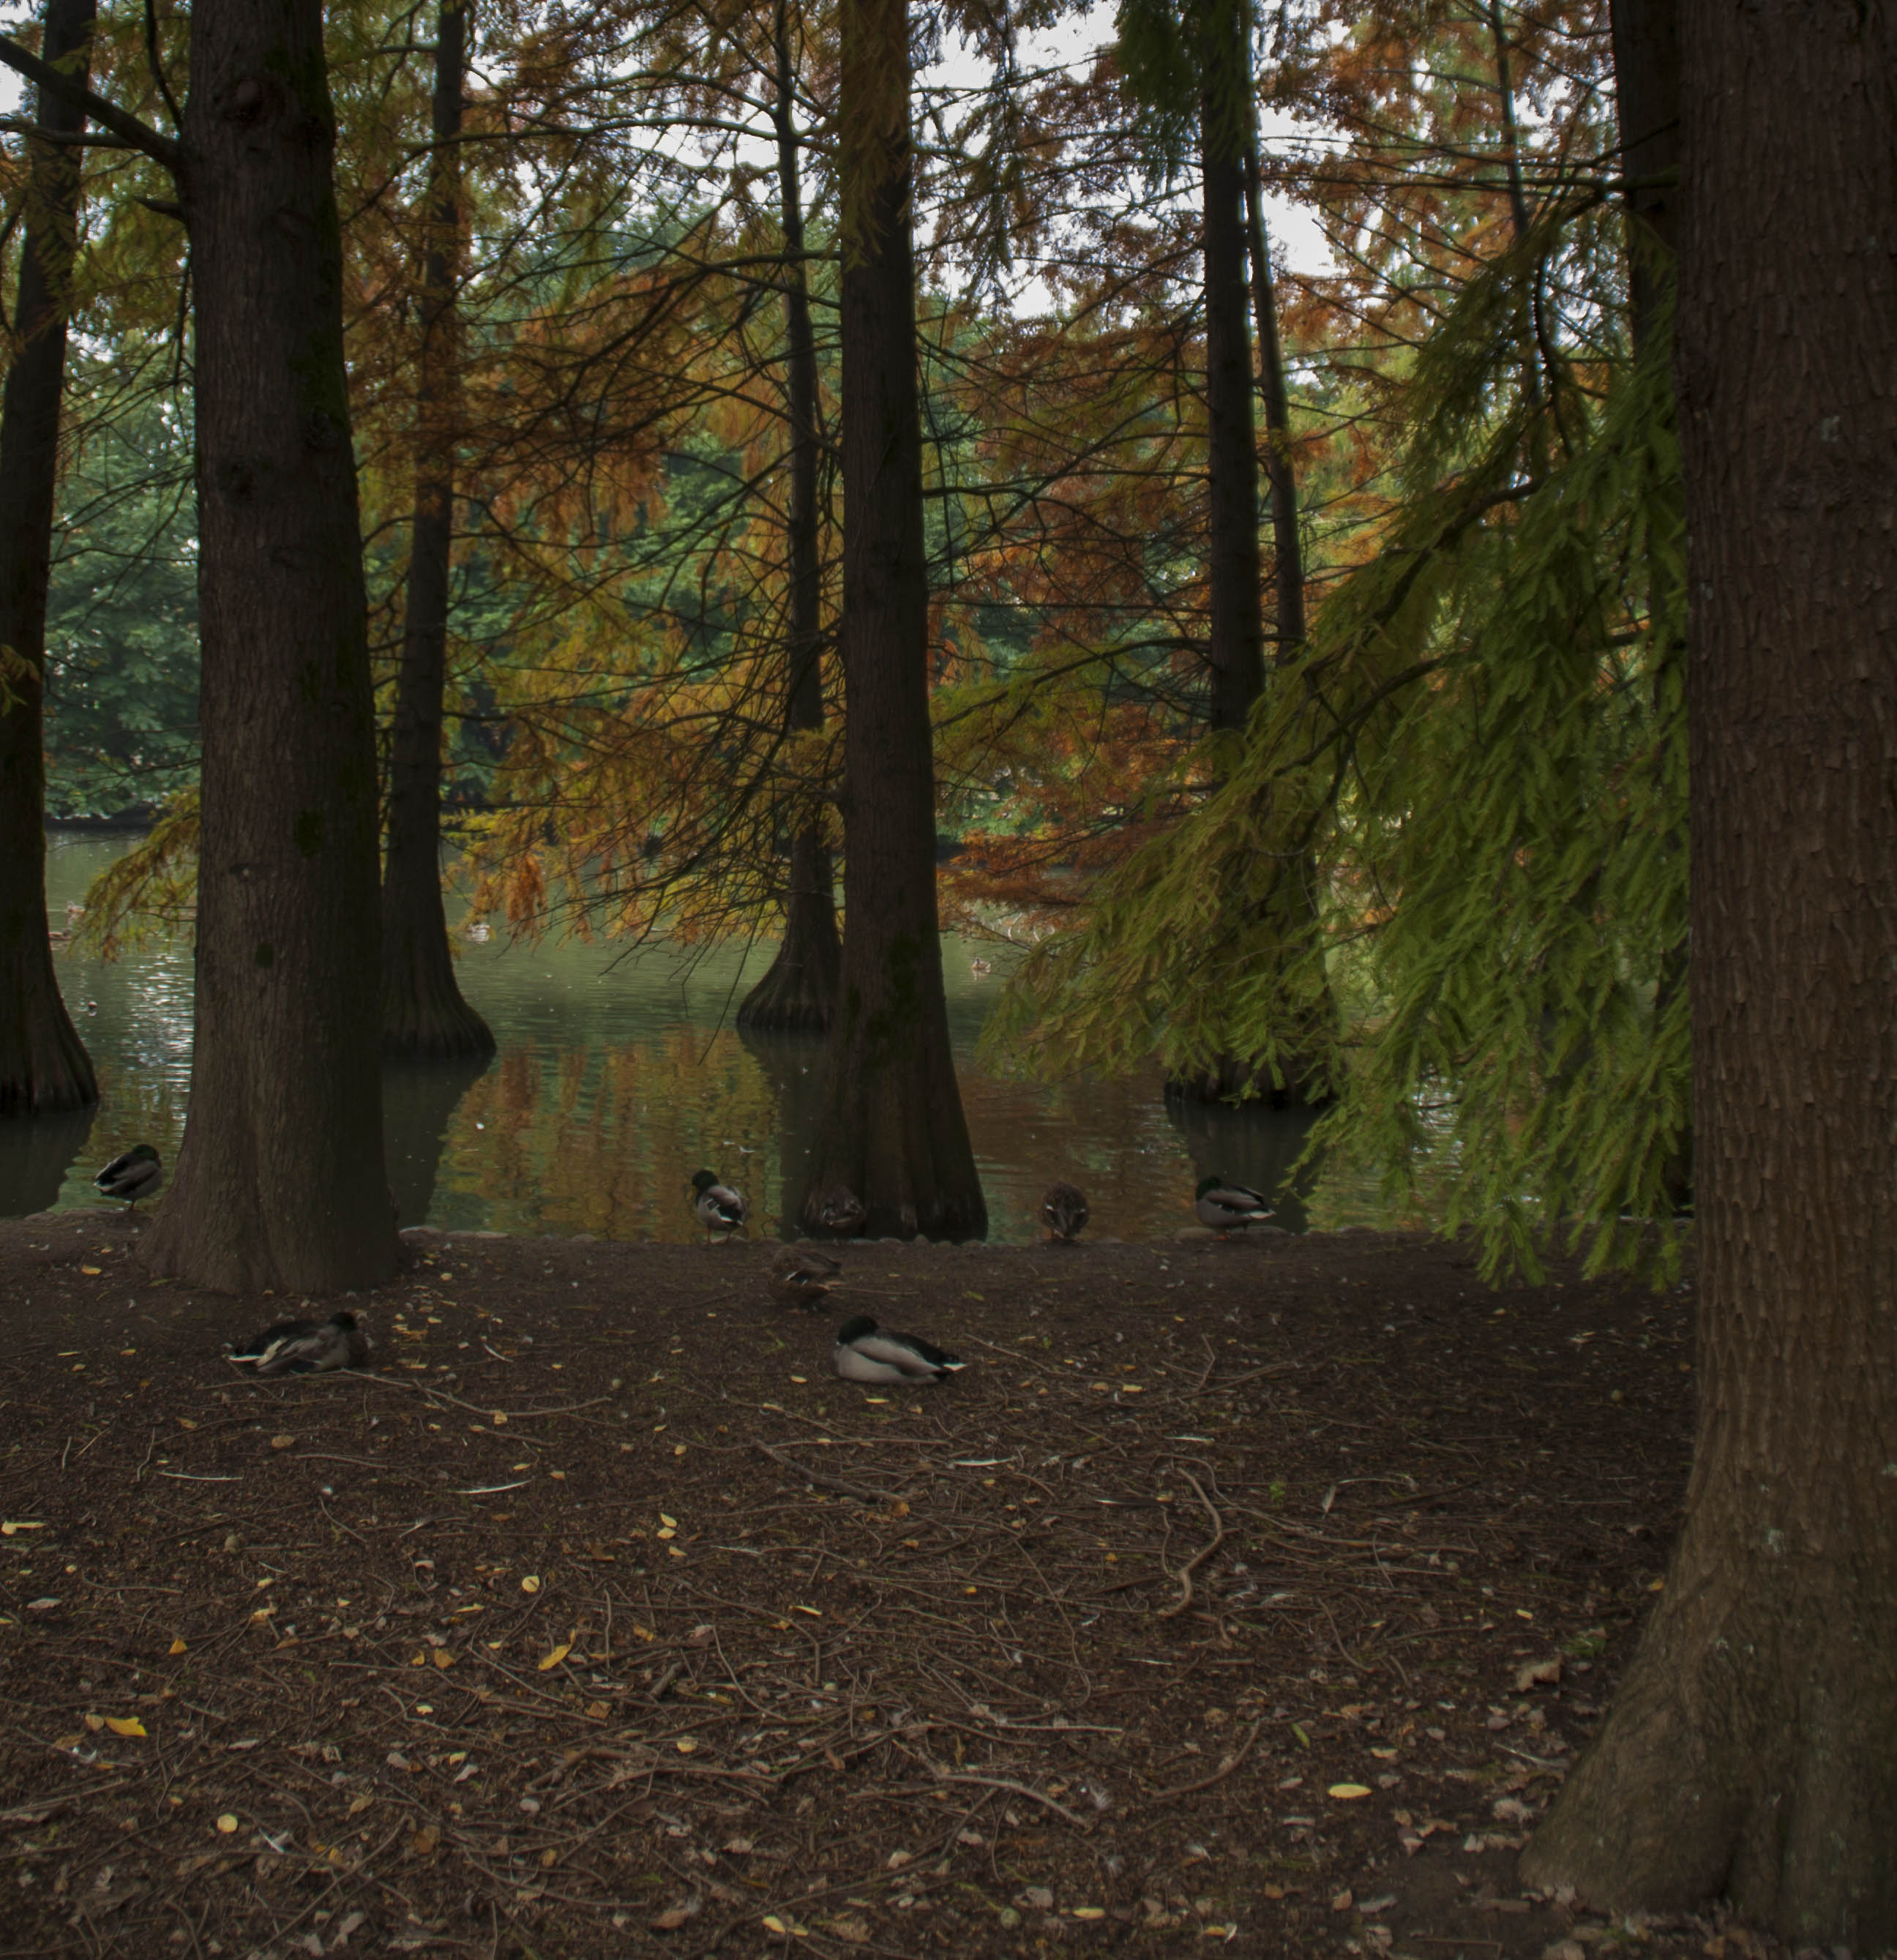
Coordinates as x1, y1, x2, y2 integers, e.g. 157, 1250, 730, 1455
768, 1245, 842, 1309
226, 1312, 370, 1377
1195, 1173, 1273, 1236
970, 957, 992, 977
94, 1144, 161, 1210
690, 1169, 747, 1243
1041, 1180, 1089, 1243
814, 1185, 868, 1237
833, 1314, 964, 1384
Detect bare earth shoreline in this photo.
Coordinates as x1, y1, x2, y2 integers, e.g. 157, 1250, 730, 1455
0, 1212, 1778, 1959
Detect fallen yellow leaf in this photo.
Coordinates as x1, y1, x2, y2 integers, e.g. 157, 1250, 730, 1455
675, 1738, 698, 1754
81, 1265, 101, 1276
1328, 1783, 1373, 1801
104, 1716, 147, 1738
538, 1643, 572, 1672
0, 1522, 45, 1536
215, 1814, 239, 1834
659, 1513, 677, 1527
348, 1795, 373, 1817
430, 1648, 454, 1669
520, 1575, 541, 1594
168, 1637, 187, 1656
585, 1701, 609, 1720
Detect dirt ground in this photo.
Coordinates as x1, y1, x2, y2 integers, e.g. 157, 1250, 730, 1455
0, 1210, 1789, 1959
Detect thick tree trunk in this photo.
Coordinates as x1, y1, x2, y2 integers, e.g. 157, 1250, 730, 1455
142, 0, 397, 1293
1608, 0, 1678, 356
0, 0, 99, 1115
1521, 3, 1897, 1942
737, 0, 841, 1035
796, 0, 985, 1241
379, 0, 493, 1060
1199, 89, 1263, 733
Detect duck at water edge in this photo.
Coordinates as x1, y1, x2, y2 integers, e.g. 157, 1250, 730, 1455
1194, 1174, 1273, 1236
690, 1170, 747, 1244
94, 1145, 162, 1211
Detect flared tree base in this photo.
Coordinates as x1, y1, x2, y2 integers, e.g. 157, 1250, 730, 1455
0, 949, 98, 1115
1522, 1543, 1897, 1947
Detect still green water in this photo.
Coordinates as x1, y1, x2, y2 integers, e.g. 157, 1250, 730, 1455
4, 836, 1404, 1241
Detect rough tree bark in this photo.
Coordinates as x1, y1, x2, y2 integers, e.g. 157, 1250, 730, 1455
0, 0, 99, 1115
736, 0, 841, 1035
379, 0, 494, 1059
796, 0, 985, 1241
143, 0, 397, 1291
1608, 0, 1678, 356
1241, 144, 1303, 651
1520, 3, 1897, 1942
1198, 58, 1264, 735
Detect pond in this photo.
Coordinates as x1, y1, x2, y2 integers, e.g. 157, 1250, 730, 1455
2, 836, 1410, 1243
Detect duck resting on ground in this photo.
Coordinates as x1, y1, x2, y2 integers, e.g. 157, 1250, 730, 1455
833, 1314, 964, 1384
812, 1185, 868, 1238
225, 1312, 370, 1377
690, 1169, 747, 1244
768, 1245, 842, 1310
94, 1143, 162, 1210
1041, 1181, 1089, 1243
1194, 1174, 1273, 1236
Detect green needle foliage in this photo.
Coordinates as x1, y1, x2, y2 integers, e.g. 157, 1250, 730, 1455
989, 222, 1688, 1282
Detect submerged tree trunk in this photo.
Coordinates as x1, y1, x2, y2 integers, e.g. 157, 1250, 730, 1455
0, 0, 99, 1115
143, 0, 396, 1293
379, 0, 493, 1059
737, 0, 840, 1035
796, 0, 984, 1241
1522, 4, 1897, 1942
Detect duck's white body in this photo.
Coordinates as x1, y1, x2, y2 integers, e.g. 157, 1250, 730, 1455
833, 1315, 963, 1383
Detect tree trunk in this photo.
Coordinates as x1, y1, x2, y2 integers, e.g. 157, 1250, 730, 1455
737, 0, 841, 1035
0, 0, 99, 1115
142, 0, 397, 1293
1241, 144, 1303, 651
1608, 0, 1679, 356
795, 0, 985, 1241
379, 0, 493, 1059
1521, 3, 1897, 1942
1199, 75, 1263, 733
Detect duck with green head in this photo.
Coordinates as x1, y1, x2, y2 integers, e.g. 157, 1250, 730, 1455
1194, 1174, 1273, 1237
